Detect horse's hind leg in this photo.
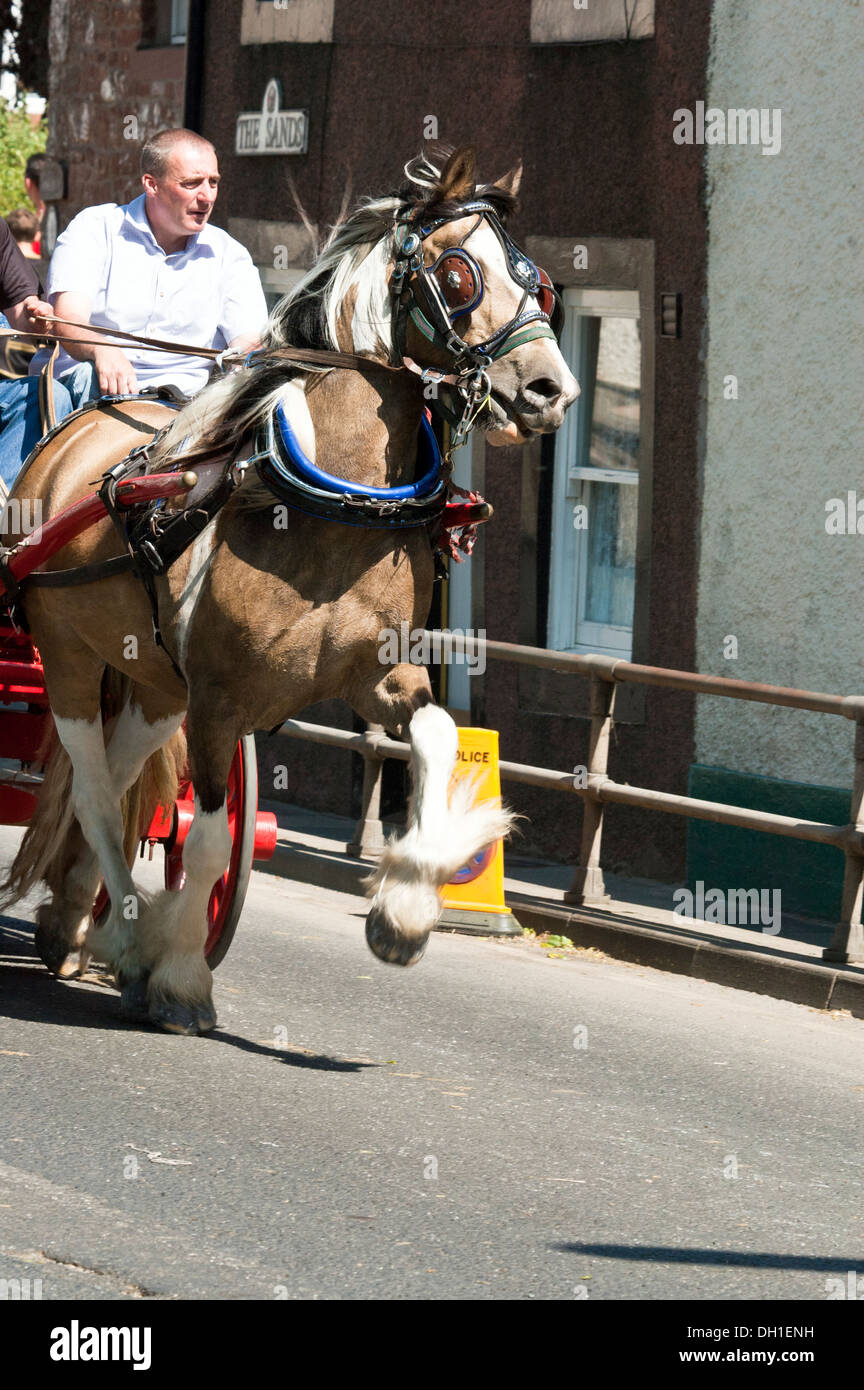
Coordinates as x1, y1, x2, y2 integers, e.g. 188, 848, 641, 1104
131, 713, 234, 1035
38, 681, 185, 982
349, 663, 514, 966
12, 640, 130, 976
35, 818, 99, 978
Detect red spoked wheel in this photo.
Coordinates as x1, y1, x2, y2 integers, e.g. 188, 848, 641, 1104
93, 735, 276, 970
163, 735, 263, 969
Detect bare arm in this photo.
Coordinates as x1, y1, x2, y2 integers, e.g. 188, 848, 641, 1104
51, 291, 139, 395
227, 331, 261, 357
4, 294, 55, 334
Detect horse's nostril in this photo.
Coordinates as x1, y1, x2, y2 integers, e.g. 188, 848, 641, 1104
524, 377, 563, 405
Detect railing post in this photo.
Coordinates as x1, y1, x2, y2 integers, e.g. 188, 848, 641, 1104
823, 713, 864, 963
346, 724, 387, 859
565, 671, 616, 906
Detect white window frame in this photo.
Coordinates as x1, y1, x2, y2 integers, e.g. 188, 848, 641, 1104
547, 287, 641, 658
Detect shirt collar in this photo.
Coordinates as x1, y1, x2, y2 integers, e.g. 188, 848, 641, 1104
122, 193, 207, 256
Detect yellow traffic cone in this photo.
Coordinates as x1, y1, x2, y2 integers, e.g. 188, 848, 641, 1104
437, 726, 520, 936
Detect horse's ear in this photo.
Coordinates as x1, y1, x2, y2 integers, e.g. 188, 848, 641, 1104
438, 147, 476, 203
492, 162, 522, 199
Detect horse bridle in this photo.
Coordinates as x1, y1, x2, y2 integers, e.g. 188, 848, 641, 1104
391, 200, 563, 366
390, 199, 563, 445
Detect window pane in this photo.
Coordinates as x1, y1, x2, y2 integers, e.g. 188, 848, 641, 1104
583, 479, 637, 628
548, 289, 643, 658
586, 315, 640, 472
171, 0, 188, 42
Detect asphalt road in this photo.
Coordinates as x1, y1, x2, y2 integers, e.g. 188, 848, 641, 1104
0, 824, 861, 1302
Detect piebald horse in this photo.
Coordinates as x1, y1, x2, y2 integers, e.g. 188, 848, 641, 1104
1, 148, 578, 1033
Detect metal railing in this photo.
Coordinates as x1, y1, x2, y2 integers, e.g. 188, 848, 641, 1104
276, 633, 864, 965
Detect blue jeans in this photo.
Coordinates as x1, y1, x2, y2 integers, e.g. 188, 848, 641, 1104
0, 375, 74, 489
60, 360, 101, 410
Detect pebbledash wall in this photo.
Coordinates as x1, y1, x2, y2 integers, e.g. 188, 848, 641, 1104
188, 0, 712, 882
687, 0, 863, 918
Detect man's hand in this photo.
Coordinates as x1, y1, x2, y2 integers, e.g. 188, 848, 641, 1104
21, 295, 55, 333
4, 294, 55, 335
228, 332, 261, 357
93, 346, 138, 396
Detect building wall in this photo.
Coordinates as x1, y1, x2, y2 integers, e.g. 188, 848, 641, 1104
194, 0, 711, 879
695, 0, 863, 790
47, 0, 186, 221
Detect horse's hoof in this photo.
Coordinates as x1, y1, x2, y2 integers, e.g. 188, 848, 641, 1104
118, 975, 150, 1021
365, 907, 429, 967
34, 924, 89, 979
148, 992, 217, 1036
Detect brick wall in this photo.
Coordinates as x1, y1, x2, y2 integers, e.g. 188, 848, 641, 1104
47, 0, 186, 225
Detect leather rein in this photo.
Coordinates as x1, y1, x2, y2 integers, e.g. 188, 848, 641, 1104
2, 202, 561, 655
13, 198, 561, 426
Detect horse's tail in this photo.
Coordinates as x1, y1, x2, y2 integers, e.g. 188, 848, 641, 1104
0, 671, 187, 907
0, 722, 78, 908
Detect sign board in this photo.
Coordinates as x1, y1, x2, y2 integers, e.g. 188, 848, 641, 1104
35, 157, 65, 203
41, 205, 59, 258
235, 78, 308, 156
441, 727, 511, 917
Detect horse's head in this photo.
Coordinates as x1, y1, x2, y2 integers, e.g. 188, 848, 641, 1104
393, 147, 579, 443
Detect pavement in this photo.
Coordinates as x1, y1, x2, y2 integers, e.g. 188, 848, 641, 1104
1, 827, 862, 1302
259, 800, 864, 1019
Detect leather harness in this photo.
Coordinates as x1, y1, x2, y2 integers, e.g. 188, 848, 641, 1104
0, 198, 565, 668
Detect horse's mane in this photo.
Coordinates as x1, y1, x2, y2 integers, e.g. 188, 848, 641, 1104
150, 146, 517, 484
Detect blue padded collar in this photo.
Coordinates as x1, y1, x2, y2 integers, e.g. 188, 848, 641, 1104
274, 400, 442, 501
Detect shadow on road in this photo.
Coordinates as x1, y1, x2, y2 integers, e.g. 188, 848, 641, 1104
0, 917, 372, 1073
205, 1031, 371, 1072
554, 1242, 857, 1270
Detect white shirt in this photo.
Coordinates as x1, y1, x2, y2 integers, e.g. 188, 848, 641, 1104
43, 194, 268, 396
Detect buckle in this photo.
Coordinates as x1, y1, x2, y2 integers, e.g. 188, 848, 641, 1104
137, 539, 165, 574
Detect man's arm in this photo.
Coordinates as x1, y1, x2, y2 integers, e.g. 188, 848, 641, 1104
4, 293, 53, 334
218, 243, 268, 362
226, 330, 262, 358
51, 291, 138, 396
46, 206, 138, 395
0, 217, 41, 324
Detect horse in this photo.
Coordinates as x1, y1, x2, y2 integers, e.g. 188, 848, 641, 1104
0, 146, 578, 1034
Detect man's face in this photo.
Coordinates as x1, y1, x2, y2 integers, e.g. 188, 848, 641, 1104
144, 143, 220, 241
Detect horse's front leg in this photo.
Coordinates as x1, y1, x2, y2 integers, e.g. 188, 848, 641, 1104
349, 663, 514, 966
134, 715, 235, 1035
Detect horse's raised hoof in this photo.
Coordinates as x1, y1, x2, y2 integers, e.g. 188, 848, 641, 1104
34, 917, 90, 979
365, 906, 429, 967
147, 992, 217, 1036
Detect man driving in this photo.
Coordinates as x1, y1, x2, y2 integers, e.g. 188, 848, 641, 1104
37, 128, 268, 404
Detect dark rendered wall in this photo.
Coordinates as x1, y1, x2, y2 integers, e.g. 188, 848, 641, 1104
198, 0, 710, 880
